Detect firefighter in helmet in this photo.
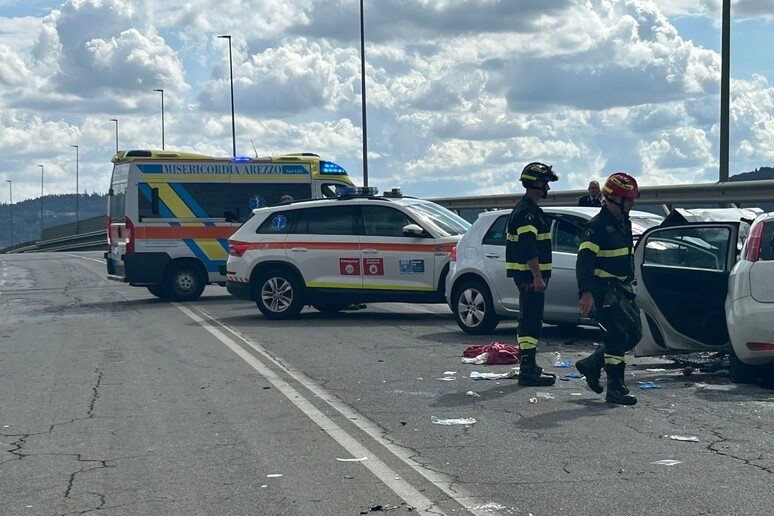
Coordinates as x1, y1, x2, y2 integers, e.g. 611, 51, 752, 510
575, 172, 643, 405
506, 162, 559, 386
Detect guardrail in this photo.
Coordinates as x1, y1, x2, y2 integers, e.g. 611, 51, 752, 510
429, 179, 774, 211
5, 180, 774, 253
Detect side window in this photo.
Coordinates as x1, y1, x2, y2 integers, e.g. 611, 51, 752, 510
320, 183, 348, 198
292, 205, 359, 235
553, 219, 583, 253
643, 227, 731, 270
482, 215, 508, 246
362, 206, 417, 237
761, 221, 774, 261
255, 210, 296, 234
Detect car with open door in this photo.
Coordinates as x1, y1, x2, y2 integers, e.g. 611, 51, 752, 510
633, 214, 774, 383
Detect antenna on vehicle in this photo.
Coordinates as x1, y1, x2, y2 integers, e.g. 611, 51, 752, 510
250, 138, 258, 158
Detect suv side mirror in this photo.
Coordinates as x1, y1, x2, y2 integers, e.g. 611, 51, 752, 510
402, 223, 427, 237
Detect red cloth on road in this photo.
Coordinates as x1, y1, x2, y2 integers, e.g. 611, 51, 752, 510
462, 342, 520, 364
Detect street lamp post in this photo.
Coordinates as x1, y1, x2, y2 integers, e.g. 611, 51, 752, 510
72, 145, 79, 233
38, 164, 44, 234
218, 35, 237, 157
110, 118, 119, 153
153, 89, 165, 150
359, 0, 369, 187
719, 0, 730, 182
4, 179, 11, 246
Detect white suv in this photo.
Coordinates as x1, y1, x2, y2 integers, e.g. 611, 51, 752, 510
226, 189, 471, 319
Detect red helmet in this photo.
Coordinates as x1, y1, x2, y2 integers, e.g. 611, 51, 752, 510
602, 172, 639, 199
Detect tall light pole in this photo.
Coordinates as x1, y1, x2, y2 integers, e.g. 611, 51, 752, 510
109, 118, 119, 153
72, 145, 79, 233
38, 164, 44, 234
153, 89, 165, 149
4, 179, 11, 246
359, 0, 369, 187
719, 0, 730, 182
218, 35, 236, 157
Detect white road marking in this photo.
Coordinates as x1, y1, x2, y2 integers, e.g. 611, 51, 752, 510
175, 303, 487, 516
62, 253, 106, 264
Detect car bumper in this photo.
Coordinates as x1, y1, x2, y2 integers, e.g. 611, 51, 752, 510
727, 295, 774, 366
226, 280, 252, 301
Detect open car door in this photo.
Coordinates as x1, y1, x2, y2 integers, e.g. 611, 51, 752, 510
633, 222, 740, 356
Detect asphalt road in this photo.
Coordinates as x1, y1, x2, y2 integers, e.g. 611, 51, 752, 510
1, 252, 772, 515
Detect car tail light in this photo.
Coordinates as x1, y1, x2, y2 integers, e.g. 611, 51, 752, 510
450, 246, 457, 262
125, 217, 134, 253
229, 242, 250, 257
743, 221, 764, 262
746, 342, 774, 351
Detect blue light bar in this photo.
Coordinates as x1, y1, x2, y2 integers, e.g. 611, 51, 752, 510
320, 161, 348, 175
338, 186, 379, 198
232, 156, 251, 162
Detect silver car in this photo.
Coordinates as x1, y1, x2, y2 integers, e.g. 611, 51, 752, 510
445, 206, 664, 334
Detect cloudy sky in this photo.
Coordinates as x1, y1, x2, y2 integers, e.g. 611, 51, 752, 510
0, 0, 772, 202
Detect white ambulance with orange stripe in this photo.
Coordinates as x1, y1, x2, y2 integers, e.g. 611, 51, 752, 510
105, 149, 355, 300
224, 187, 471, 318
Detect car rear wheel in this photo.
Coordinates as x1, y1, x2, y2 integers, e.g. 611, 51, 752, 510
164, 262, 206, 301
729, 349, 758, 384
255, 269, 305, 319
452, 279, 499, 335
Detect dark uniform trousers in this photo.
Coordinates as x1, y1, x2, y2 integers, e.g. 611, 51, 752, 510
592, 281, 642, 362
517, 280, 549, 350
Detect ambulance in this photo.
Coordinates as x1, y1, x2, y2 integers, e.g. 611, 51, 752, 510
105, 149, 355, 301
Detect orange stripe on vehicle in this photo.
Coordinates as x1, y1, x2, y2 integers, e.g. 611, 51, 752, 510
138, 226, 235, 239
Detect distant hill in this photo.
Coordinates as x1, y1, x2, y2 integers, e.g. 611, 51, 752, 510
1, 193, 107, 249
728, 167, 774, 212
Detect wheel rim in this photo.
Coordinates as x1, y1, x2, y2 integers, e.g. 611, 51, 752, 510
261, 277, 293, 312
175, 271, 196, 293
457, 288, 486, 328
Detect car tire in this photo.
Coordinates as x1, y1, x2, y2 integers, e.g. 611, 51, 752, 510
164, 262, 206, 301
147, 285, 167, 299
452, 279, 499, 335
255, 269, 305, 320
729, 350, 758, 384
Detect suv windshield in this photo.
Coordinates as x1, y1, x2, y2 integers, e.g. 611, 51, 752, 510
406, 201, 471, 236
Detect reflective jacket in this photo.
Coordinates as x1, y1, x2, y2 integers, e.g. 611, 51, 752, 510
505, 196, 552, 284
576, 205, 635, 294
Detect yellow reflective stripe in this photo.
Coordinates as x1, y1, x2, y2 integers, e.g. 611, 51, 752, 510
522, 173, 537, 181
517, 225, 538, 235
518, 336, 538, 349
506, 233, 518, 241
506, 263, 552, 271
197, 239, 228, 260
306, 281, 434, 292
597, 247, 629, 258
604, 354, 626, 365
155, 183, 197, 218
536, 233, 551, 240
593, 269, 628, 280
579, 241, 600, 254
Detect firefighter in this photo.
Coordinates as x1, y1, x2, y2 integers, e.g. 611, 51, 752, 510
575, 172, 642, 405
506, 162, 559, 386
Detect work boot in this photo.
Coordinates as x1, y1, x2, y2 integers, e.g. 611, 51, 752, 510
604, 363, 637, 405
575, 346, 605, 394
518, 349, 556, 387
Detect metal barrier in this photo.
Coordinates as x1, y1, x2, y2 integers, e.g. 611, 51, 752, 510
5, 180, 774, 253
429, 179, 774, 211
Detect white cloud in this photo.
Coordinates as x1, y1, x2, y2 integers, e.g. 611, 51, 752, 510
0, 0, 773, 202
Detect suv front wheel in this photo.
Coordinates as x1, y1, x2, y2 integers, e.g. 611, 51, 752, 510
255, 269, 306, 319
452, 279, 499, 335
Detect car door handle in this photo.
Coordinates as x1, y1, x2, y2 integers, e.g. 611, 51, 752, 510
485, 253, 501, 258
362, 248, 379, 254
289, 247, 308, 252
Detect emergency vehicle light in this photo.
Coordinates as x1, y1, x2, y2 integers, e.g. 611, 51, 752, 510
232, 156, 251, 163
320, 161, 347, 175
338, 186, 378, 198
